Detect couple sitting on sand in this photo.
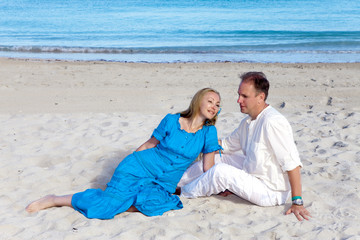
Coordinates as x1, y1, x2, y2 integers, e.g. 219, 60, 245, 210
26, 71, 311, 221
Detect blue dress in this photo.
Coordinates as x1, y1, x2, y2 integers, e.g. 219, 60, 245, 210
71, 113, 221, 219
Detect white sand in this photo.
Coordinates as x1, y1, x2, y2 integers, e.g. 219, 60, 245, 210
1, 58, 359, 239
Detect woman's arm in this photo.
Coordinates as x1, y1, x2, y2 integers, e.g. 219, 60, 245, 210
203, 152, 215, 172
135, 137, 160, 152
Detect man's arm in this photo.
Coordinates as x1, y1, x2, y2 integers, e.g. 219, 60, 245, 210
265, 116, 311, 221
221, 121, 246, 153
285, 166, 311, 221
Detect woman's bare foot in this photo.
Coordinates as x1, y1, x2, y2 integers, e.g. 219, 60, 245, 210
126, 206, 139, 212
26, 195, 57, 213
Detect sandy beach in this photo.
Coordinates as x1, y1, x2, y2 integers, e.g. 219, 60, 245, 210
1, 58, 359, 239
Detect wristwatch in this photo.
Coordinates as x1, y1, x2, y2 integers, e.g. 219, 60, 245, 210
292, 198, 304, 206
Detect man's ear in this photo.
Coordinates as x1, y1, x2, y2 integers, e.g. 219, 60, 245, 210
258, 91, 266, 101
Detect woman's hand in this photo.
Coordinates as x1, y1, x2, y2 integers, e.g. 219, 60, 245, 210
135, 137, 160, 152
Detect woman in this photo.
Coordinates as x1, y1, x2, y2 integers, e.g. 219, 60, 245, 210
26, 88, 222, 219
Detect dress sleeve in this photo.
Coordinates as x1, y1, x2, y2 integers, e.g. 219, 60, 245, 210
202, 125, 222, 154
151, 113, 171, 141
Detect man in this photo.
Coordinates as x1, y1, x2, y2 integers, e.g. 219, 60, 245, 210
178, 72, 311, 221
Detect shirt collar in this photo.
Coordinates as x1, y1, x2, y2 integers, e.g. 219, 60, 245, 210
246, 105, 271, 124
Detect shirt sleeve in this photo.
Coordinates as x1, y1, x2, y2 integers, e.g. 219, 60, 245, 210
152, 113, 171, 141
265, 116, 302, 172
221, 118, 247, 153
202, 125, 222, 154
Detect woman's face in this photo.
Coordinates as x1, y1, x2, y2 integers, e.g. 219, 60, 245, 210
199, 91, 220, 120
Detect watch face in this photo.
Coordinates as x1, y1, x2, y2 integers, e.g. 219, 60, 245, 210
293, 199, 304, 205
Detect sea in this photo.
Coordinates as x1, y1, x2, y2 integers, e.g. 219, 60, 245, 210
1, 0, 360, 63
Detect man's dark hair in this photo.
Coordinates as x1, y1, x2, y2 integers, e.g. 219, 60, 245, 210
240, 72, 270, 100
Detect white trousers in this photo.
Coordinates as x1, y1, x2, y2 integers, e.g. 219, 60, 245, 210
178, 153, 290, 207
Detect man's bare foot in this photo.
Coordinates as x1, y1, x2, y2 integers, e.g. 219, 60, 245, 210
26, 195, 57, 213
218, 190, 233, 197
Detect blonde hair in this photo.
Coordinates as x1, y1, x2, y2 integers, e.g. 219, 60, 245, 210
179, 88, 221, 126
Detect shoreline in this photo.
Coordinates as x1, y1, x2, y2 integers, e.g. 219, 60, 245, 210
2, 50, 360, 64
4, 56, 360, 64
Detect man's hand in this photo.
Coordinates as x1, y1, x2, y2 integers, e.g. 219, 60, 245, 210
286, 204, 311, 221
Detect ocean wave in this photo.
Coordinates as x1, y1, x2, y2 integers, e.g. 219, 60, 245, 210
1, 45, 360, 55
1, 31, 359, 49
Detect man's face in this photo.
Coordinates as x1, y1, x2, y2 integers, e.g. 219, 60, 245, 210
237, 81, 262, 116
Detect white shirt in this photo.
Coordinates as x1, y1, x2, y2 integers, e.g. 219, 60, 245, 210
221, 105, 302, 191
